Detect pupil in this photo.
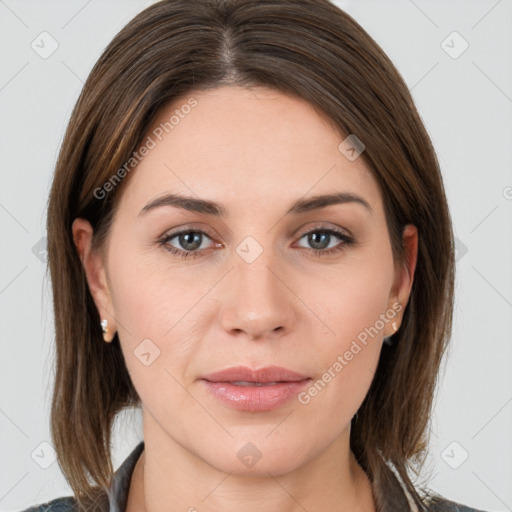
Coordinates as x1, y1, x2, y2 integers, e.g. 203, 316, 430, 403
180, 232, 201, 250
309, 232, 329, 250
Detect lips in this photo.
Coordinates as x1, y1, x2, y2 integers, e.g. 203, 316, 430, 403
200, 365, 311, 412
201, 365, 310, 384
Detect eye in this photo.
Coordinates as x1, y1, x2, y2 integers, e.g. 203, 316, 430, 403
158, 229, 218, 259
295, 226, 355, 257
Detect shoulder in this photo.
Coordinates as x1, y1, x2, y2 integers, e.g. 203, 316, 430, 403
18, 486, 110, 512
423, 494, 490, 512
18, 496, 77, 512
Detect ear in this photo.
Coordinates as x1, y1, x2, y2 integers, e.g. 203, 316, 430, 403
72, 218, 117, 341
384, 224, 418, 337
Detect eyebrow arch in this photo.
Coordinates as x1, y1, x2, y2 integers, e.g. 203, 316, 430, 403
139, 191, 373, 217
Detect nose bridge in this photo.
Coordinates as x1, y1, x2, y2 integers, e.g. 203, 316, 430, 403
219, 233, 293, 339
236, 236, 279, 297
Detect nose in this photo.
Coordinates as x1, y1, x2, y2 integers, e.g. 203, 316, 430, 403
218, 244, 296, 341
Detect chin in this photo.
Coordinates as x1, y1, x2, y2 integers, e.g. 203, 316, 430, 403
199, 435, 314, 477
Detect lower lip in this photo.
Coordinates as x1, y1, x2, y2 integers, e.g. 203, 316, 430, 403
201, 379, 311, 412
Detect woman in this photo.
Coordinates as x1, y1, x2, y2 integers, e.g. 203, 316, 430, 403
21, 0, 487, 511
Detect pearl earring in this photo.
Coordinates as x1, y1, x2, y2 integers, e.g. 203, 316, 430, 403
101, 318, 113, 343
383, 309, 400, 346
391, 307, 400, 333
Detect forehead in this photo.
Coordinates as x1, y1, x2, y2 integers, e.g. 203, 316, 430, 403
116, 85, 382, 218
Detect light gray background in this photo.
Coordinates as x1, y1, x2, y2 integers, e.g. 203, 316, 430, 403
0, 1, 511, 511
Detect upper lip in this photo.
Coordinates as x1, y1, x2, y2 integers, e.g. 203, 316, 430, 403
202, 365, 310, 383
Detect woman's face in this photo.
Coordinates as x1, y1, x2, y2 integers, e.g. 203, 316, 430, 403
74, 84, 416, 475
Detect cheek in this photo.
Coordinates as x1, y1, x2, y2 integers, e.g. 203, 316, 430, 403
298, 345, 380, 441
310, 251, 394, 347
297, 252, 393, 422
106, 243, 217, 405
110, 269, 169, 338
299, 297, 385, 435
108, 240, 199, 339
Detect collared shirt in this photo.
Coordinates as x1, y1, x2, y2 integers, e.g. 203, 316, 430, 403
21, 442, 145, 512
107, 441, 145, 512
20, 441, 487, 512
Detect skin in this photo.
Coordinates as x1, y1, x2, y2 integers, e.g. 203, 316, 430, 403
73, 85, 418, 512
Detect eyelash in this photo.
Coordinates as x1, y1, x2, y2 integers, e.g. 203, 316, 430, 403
157, 225, 355, 260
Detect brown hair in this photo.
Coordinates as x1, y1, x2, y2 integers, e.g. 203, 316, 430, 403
46, 1, 455, 510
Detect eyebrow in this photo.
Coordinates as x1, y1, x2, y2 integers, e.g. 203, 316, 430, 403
139, 191, 373, 217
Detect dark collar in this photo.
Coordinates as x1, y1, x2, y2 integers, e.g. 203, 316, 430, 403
107, 441, 145, 512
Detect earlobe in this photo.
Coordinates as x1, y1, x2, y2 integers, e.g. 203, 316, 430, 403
71, 218, 117, 341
